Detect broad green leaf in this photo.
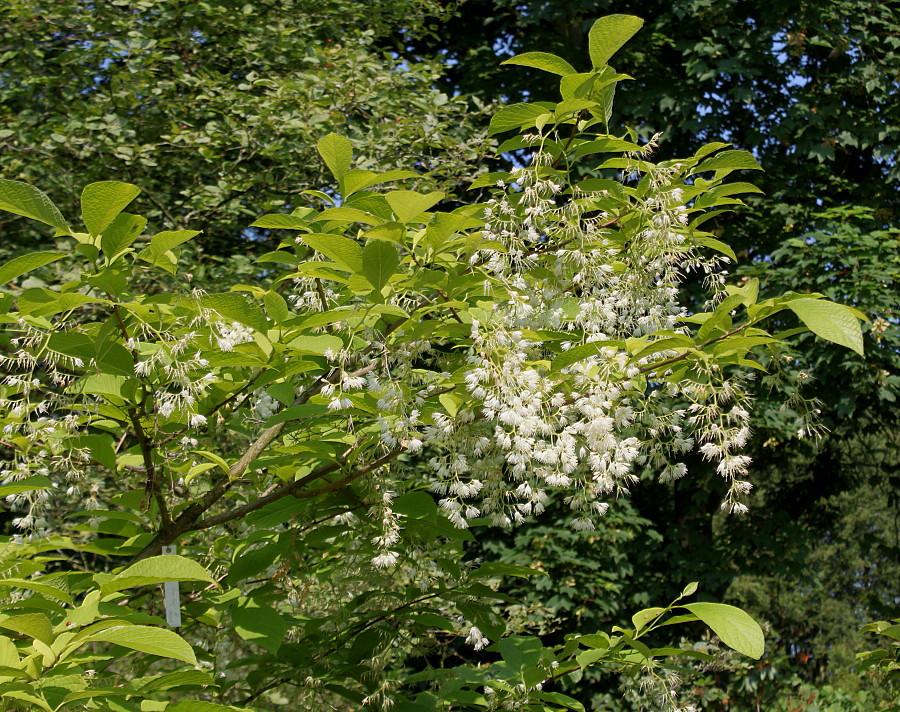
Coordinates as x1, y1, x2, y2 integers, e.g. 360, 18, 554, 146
501, 52, 576, 76
0, 252, 65, 286
385, 191, 444, 223
201, 292, 268, 332
341, 168, 418, 196
695, 142, 731, 159
232, 599, 286, 654
489, 103, 553, 135
135, 670, 215, 694
137, 230, 201, 272
0, 613, 53, 645
301, 233, 364, 272
263, 290, 290, 324
168, 703, 250, 712
362, 240, 399, 291
315, 207, 382, 226
497, 636, 543, 672
536, 692, 585, 712
788, 298, 865, 357
684, 602, 765, 659
632, 607, 666, 633
288, 333, 343, 355
0, 579, 73, 604
576, 647, 609, 668
588, 15, 644, 68
255, 250, 299, 265
75, 434, 117, 470
100, 213, 147, 258
317, 133, 352, 182
694, 236, 738, 262
101, 554, 216, 595
0, 476, 53, 497
0, 636, 18, 667
692, 150, 763, 174
551, 340, 624, 372
0, 687, 51, 711
227, 536, 290, 584
0, 179, 70, 232
18, 289, 105, 318
471, 562, 546, 578
86, 624, 198, 665
250, 214, 311, 230
81, 181, 141, 237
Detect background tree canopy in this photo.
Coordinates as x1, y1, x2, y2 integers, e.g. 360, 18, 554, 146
0, 1, 898, 710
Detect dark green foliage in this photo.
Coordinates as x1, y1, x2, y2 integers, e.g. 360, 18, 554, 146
0, 0, 489, 252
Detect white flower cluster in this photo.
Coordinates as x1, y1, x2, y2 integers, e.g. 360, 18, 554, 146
367, 141, 760, 530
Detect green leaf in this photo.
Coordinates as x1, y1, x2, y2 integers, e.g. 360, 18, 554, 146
788, 298, 865, 357
551, 340, 624, 372
101, 555, 216, 595
167, 703, 250, 712
0, 579, 73, 604
489, 103, 553, 135
288, 333, 343, 355
81, 181, 141, 237
362, 240, 399, 291
632, 607, 666, 633
135, 670, 215, 694
315, 207, 382, 226
694, 236, 738, 262
471, 562, 546, 578
0, 475, 53, 497
232, 599, 286, 654
588, 15, 644, 68
200, 292, 268, 333
0, 252, 65, 286
75, 434, 117, 470
85, 624, 198, 665
301, 233, 364, 273
137, 230, 201, 272
497, 636, 543, 672
317, 133, 352, 182
501, 52, 576, 76
100, 213, 147, 258
0, 613, 53, 645
692, 150, 763, 174
251, 214, 311, 230
0, 179, 70, 233
341, 169, 418, 196
682, 581, 699, 597
684, 602, 765, 659
385, 191, 444, 223
264, 291, 290, 324
0, 636, 19, 667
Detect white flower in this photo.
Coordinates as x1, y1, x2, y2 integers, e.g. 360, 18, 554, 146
465, 626, 490, 651
371, 551, 398, 568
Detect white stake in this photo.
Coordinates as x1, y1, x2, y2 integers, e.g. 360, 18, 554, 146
161, 545, 182, 628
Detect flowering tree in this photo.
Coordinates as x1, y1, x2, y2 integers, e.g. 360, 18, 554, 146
0, 16, 865, 712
